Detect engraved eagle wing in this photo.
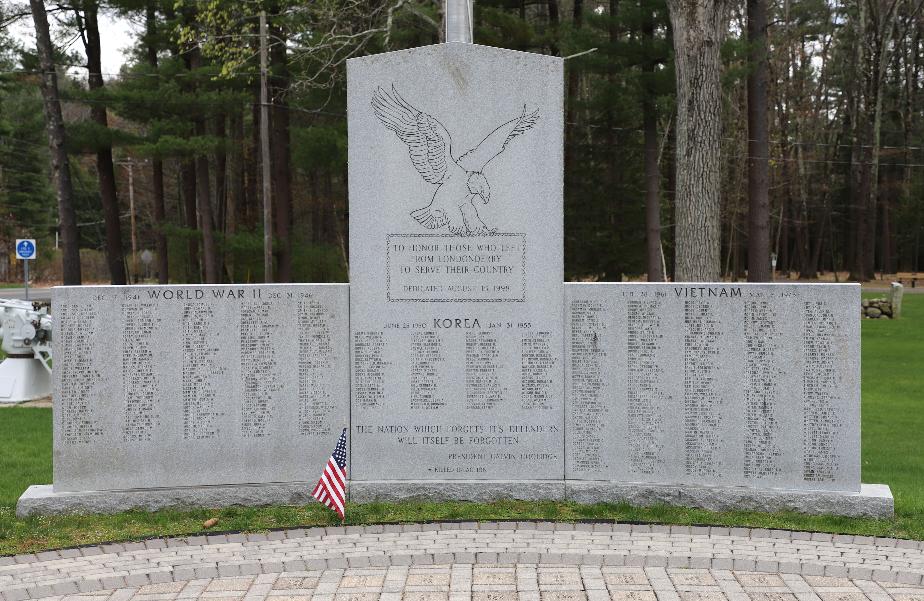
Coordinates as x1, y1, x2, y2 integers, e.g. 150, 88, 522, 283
372, 85, 454, 185
457, 105, 540, 173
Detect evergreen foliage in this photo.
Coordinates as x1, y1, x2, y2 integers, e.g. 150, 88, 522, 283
2, 0, 924, 282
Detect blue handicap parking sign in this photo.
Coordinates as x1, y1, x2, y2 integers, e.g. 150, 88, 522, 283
16, 239, 36, 260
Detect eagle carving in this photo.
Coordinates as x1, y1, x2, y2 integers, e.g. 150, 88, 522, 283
372, 85, 540, 236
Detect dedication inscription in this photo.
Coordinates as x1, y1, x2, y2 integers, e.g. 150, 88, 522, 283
565, 283, 861, 492
53, 284, 349, 492
348, 44, 564, 481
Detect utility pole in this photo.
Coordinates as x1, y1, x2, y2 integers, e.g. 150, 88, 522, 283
260, 10, 273, 283
126, 161, 138, 283
118, 160, 139, 283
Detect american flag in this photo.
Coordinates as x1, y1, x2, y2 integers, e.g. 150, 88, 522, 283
312, 428, 347, 519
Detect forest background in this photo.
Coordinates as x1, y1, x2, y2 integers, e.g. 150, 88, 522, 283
1, 0, 923, 285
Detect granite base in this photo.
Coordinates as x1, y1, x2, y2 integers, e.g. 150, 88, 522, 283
566, 481, 894, 518
16, 483, 323, 517
349, 480, 567, 503
17, 480, 893, 518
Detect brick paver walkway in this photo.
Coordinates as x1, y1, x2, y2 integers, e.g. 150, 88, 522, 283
1, 523, 922, 601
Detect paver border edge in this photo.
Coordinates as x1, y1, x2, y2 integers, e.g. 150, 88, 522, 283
2, 520, 922, 561
3, 551, 923, 601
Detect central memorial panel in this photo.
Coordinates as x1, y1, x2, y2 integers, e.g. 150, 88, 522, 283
347, 44, 564, 482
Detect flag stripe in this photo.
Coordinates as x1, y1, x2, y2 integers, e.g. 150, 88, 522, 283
325, 464, 345, 496
328, 461, 345, 488
321, 470, 343, 503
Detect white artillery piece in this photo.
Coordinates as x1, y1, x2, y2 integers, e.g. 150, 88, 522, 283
0, 299, 53, 403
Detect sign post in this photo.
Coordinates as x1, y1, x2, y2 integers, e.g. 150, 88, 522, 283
15, 239, 36, 300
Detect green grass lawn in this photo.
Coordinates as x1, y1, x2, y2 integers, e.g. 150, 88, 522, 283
859, 291, 924, 528
0, 294, 921, 554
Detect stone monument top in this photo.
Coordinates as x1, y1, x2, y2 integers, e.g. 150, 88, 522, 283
346, 4, 565, 492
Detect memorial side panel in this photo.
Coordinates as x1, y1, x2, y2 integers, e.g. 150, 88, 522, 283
565, 283, 860, 492
348, 44, 564, 481
53, 284, 350, 492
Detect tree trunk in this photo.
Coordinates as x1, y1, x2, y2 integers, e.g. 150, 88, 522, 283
795, 141, 817, 279
269, 16, 293, 282
310, 171, 320, 245
881, 191, 892, 274
844, 0, 864, 281
850, 133, 872, 281
214, 114, 227, 279
195, 118, 219, 284
181, 161, 200, 282
151, 160, 168, 283
565, 0, 582, 148
642, 8, 663, 282
246, 90, 260, 227
665, 117, 677, 280
80, 0, 127, 285
746, 0, 770, 281
30, 0, 81, 285
564, 0, 582, 243
667, 0, 728, 281
609, 0, 620, 43
145, 1, 168, 284
183, 28, 218, 284
547, 0, 560, 55
227, 109, 245, 279
779, 202, 789, 274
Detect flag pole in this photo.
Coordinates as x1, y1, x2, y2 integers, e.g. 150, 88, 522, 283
444, 0, 473, 43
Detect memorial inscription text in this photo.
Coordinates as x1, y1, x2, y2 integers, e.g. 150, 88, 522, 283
565, 283, 859, 492
53, 284, 349, 492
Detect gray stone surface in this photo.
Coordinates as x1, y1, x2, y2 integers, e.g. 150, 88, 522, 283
349, 480, 567, 503
51, 284, 349, 492
566, 283, 862, 492
892, 281, 904, 319
16, 482, 326, 517
347, 44, 565, 481
566, 482, 893, 518
347, 480, 892, 517
18, 46, 889, 519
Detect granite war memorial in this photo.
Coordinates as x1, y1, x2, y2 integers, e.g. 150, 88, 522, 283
16, 0, 892, 518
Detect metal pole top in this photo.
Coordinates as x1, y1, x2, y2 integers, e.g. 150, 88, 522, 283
445, 0, 473, 43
